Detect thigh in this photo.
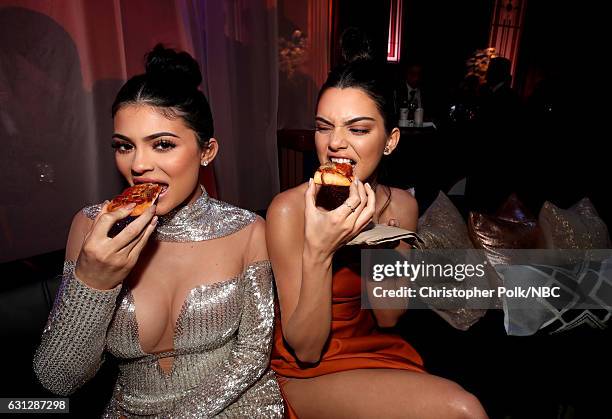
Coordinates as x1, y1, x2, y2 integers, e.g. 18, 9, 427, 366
282, 369, 487, 419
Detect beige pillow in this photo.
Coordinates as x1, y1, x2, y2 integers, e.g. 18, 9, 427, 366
418, 191, 473, 249
539, 198, 611, 249
417, 192, 486, 330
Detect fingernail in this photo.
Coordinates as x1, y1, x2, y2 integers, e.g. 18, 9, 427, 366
126, 203, 137, 209
309, 178, 313, 185
151, 216, 158, 226
365, 182, 371, 189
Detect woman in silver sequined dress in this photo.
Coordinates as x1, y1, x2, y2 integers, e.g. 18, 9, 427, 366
33, 45, 283, 418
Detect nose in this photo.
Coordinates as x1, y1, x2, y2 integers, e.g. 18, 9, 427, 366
328, 127, 348, 151
130, 148, 154, 175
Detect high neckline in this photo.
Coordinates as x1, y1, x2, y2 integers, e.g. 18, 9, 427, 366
154, 186, 256, 242
82, 185, 256, 243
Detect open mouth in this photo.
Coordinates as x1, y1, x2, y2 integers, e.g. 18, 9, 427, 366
156, 183, 169, 197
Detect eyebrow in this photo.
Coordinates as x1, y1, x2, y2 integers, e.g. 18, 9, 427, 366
315, 116, 376, 125
112, 132, 180, 142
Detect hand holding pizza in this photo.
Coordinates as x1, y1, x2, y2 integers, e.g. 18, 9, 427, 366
304, 177, 375, 257
75, 191, 159, 290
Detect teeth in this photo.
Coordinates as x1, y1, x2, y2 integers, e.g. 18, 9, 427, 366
330, 157, 354, 164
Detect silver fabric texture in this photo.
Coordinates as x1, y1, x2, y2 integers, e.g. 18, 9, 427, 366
33, 260, 122, 396
82, 187, 257, 242
34, 190, 283, 418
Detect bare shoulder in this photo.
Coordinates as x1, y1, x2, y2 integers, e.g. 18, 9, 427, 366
65, 208, 95, 261
72, 207, 95, 229
246, 215, 266, 243
243, 215, 269, 263
267, 182, 308, 220
390, 187, 418, 210
387, 187, 419, 230
266, 183, 308, 254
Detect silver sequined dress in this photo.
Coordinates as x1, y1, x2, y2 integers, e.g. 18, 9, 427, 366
33, 189, 284, 418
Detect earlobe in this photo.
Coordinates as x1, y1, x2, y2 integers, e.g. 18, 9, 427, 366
201, 137, 219, 165
384, 128, 401, 155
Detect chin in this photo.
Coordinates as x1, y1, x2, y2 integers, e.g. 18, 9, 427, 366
154, 204, 170, 216
154, 197, 175, 215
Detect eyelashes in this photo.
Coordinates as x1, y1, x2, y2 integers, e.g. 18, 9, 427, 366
111, 141, 132, 154
152, 139, 176, 151
315, 126, 371, 135
111, 139, 177, 154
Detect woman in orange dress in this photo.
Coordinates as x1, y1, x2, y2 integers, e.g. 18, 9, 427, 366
266, 57, 489, 418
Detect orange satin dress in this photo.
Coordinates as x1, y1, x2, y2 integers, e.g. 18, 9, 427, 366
271, 249, 426, 418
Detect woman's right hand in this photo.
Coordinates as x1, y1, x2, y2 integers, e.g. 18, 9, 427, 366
304, 178, 375, 258
75, 202, 158, 290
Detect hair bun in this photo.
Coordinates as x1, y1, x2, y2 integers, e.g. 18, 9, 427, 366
340, 27, 374, 64
145, 44, 202, 90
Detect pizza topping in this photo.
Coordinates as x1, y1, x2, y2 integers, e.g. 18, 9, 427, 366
320, 161, 353, 177
314, 160, 355, 186
107, 183, 163, 213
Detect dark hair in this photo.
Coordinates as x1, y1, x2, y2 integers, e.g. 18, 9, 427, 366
317, 55, 397, 217
317, 59, 397, 135
111, 44, 213, 148
339, 27, 374, 64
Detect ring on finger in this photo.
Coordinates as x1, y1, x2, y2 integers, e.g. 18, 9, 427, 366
345, 201, 356, 213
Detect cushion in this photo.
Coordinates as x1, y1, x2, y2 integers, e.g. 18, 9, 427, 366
539, 198, 611, 249
417, 191, 487, 330
495, 255, 612, 335
418, 191, 473, 249
468, 194, 545, 309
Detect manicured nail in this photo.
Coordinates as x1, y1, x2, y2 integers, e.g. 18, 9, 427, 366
151, 216, 158, 226
309, 178, 313, 185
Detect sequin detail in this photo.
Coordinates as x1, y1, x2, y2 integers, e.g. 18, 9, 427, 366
33, 261, 122, 395
35, 189, 284, 417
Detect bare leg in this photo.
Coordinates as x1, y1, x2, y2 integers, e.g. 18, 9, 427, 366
282, 369, 488, 419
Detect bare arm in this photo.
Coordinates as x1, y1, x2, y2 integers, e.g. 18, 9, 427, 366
267, 188, 333, 363
371, 189, 419, 328
267, 180, 375, 363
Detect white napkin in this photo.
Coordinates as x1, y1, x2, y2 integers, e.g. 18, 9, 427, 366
347, 224, 422, 246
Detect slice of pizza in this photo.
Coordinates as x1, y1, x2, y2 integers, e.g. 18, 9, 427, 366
314, 161, 354, 186
107, 183, 163, 216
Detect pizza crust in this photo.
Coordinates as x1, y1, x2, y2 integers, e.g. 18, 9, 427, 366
314, 170, 352, 186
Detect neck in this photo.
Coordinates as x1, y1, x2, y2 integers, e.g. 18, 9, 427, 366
364, 175, 385, 221
162, 184, 204, 217
184, 184, 204, 206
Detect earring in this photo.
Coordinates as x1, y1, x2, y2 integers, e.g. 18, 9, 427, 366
201, 160, 208, 167
384, 146, 390, 155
